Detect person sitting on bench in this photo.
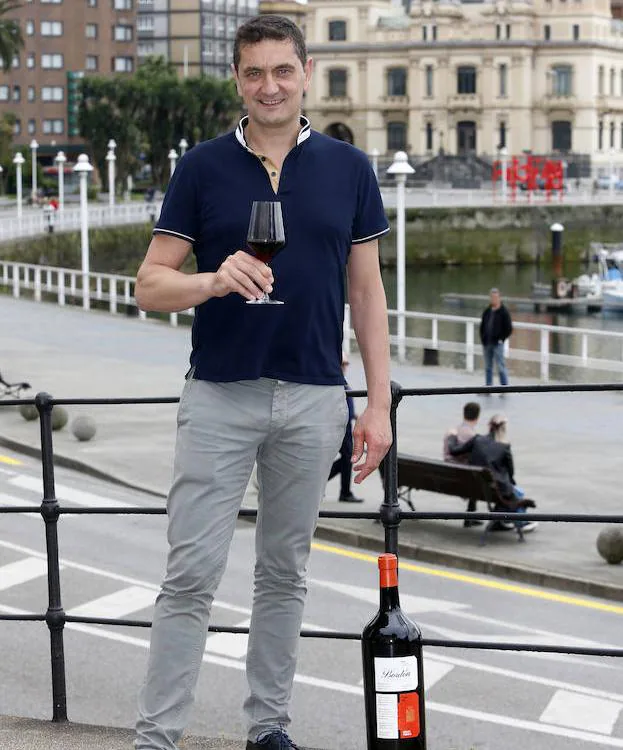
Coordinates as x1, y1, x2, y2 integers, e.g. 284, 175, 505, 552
443, 401, 482, 528
447, 413, 538, 533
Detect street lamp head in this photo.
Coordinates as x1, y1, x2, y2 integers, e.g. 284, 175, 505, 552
371, 148, 379, 157
30, 139, 39, 150
73, 153, 94, 173
168, 149, 178, 160
179, 138, 188, 149
13, 152, 25, 165
55, 150, 67, 164
106, 149, 117, 162
107, 139, 117, 151
386, 150, 415, 176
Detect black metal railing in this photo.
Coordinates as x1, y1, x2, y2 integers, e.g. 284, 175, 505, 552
1, 382, 622, 725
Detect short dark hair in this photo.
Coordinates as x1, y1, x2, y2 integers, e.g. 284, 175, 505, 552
463, 402, 480, 421
234, 15, 307, 71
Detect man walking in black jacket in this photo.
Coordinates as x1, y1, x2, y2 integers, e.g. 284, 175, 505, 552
480, 288, 512, 386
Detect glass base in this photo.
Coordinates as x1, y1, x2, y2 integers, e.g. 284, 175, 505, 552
246, 297, 284, 305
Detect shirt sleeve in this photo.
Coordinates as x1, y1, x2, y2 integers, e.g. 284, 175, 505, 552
351, 154, 390, 245
153, 153, 199, 244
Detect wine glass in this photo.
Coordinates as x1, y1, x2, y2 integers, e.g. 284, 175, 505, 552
246, 200, 286, 305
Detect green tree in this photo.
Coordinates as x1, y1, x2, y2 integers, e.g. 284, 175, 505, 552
0, 111, 15, 193
0, 0, 24, 72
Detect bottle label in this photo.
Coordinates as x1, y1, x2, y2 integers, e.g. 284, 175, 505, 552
374, 656, 419, 692
375, 691, 421, 739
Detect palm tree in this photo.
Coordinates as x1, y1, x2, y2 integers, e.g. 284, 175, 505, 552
0, 0, 23, 73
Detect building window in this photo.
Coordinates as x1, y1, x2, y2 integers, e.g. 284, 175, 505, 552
598, 120, 604, 150
0, 85, 8, 101
573, 24, 580, 40
328, 68, 347, 98
138, 15, 154, 31
86, 23, 98, 38
499, 121, 507, 149
27, 53, 35, 69
42, 86, 64, 102
26, 20, 34, 35
86, 55, 98, 71
27, 86, 35, 101
506, 24, 511, 39
10, 55, 19, 68
13, 119, 21, 135
328, 20, 346, 41
425, 64, 434, 97
432, 25, 437, 41
138, 42, 154, 56
41, 21, 63, 36
113, 56, 134, 72
87, 0, 98, 5
552, 121, 572, 152
425, 122, 433, 151
42, 54, 64, 69
41, 0, 62, 3
544, 24, 551, 41
552, 65, 573, 96
28, 119, 36, 135
611, 121, 616, 148
387, 122, 407, 152
114, 24, 133, 41
43, 119, 64, 135
422, 25, 427, 42
387, 67, 407, 97
499, 63, 507, 97
12, 85, 20, 102
611, 67, 616, 95
620, 69, 623, 96
598, 65, 604, 95
620, 122, 623, 150
496, 24, 501, 40
113, 0, 132, 8
457, 65, 477, 94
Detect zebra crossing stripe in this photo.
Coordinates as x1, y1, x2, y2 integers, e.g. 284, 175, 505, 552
67, 586, 156, 619
540, 689, 623, 735
0, 557, 49, 591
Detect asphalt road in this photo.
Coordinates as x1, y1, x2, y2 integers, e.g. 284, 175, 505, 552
1, 448, 622, 750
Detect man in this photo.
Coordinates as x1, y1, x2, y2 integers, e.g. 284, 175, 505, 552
443, 401, 482, 527
479, 287, 512, 387
133, 15, 392, 750
327, 352, 362, 503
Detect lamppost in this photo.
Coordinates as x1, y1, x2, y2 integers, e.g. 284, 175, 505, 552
30, 139, 38, 202
0, 165, 3, 196
500, 146, 508, 204
13, 152, 25, 221
168, 149, 178, 178
55, 151, 66, 215
106, 146, 116, 209
179, 138, 188, 157
387, 151, 415, 362
609, 147, 616, 201
73, 154, 94, 310
371, 148, 379, 180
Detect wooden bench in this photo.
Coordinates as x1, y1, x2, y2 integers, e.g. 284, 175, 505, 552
379, 453, 527, 543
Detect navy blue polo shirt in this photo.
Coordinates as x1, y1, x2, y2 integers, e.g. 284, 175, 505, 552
154, 117, 389, 385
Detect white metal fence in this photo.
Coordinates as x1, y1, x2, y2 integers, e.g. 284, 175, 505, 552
0, 203, 162, 242
3, 259, 623, 381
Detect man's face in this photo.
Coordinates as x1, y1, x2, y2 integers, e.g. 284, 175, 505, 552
490, 291, 501, 308
233, 39, 312, 131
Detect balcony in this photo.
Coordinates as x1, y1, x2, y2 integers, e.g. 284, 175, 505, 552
380, 95, 409, 112
540, 93, 577, 111
596, 94, 623, 112
319, 96, 353, 114
446, 94, 481, 111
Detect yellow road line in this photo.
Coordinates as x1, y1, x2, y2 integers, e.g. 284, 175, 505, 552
311, 541, 623, 616
0, 455, 22, 466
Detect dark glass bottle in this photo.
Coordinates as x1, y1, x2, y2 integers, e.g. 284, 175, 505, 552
362, 553, 426, 749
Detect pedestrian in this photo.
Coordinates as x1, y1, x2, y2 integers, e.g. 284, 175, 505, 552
327, 352, 362, 503
442, 401, 482, 527
133, 14, 392, 750
479, 287, 512, 387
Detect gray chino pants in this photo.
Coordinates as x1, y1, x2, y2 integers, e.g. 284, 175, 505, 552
135, 377, 348, 750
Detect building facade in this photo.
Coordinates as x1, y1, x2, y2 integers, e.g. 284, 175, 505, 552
137, 0, 259, 79
304, 0, 623, 166
0, 0, 137, 155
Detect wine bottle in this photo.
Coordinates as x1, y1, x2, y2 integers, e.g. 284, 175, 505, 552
361, 553, 426, 749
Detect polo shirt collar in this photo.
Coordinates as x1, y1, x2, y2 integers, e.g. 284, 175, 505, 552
235, 115, 311, 152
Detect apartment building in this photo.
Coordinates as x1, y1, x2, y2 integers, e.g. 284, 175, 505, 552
137, 0, 259, 79
303, 0, 623, 165
0, 0, 137, 157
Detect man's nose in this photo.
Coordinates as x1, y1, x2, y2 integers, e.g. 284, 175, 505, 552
261, 74, 279, 95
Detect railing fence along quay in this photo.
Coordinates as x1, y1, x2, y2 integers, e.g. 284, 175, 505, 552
0, 384, 621, 731
3, 259, 623, 381
0, 202, 162, 242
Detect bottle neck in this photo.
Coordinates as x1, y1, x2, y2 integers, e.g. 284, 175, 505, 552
380, 585, 400, 610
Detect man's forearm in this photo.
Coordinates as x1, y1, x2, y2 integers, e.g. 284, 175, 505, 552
135, 265, 215, 313
349, 284, 391, 411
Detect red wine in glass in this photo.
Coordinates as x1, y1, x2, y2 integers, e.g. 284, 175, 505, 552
246, 200, 286, 305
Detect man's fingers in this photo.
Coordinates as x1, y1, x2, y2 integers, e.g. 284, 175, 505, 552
351, 423, 365, 463
217, 253, 273, 299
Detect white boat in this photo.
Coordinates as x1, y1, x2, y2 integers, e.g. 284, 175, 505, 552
574, 245, 623, 309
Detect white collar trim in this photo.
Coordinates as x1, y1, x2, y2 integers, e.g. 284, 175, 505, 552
235, 115, 311, 152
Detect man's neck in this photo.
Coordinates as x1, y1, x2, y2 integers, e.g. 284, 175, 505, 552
245, 118, 301, 159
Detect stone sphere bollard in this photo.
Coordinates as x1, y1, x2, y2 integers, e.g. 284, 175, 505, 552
596, 526, 623, 565
71, 415, 97, 442
18, 403, 38, 421
51, 406, 69, 431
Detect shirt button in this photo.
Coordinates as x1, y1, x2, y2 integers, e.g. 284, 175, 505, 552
271, 171, 277, 177
261, 156, 266, 162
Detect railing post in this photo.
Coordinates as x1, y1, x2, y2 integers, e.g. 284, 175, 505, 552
380, 381, 403, 556
170, 312, 178, 327
110, 278, 117, 314
46, 268, 52, 292
431, 318, 439, 349
466, 321, 474, 372
581, 334, 588, 365
58, 270, 65, 306
96, 276, 102, 301
540, 329, 550, 382
34, 266, 42, 302
35, 392, 68, 723
12, 264, 20, 298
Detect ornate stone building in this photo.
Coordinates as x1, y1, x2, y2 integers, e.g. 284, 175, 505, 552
303, 0, 623, 166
